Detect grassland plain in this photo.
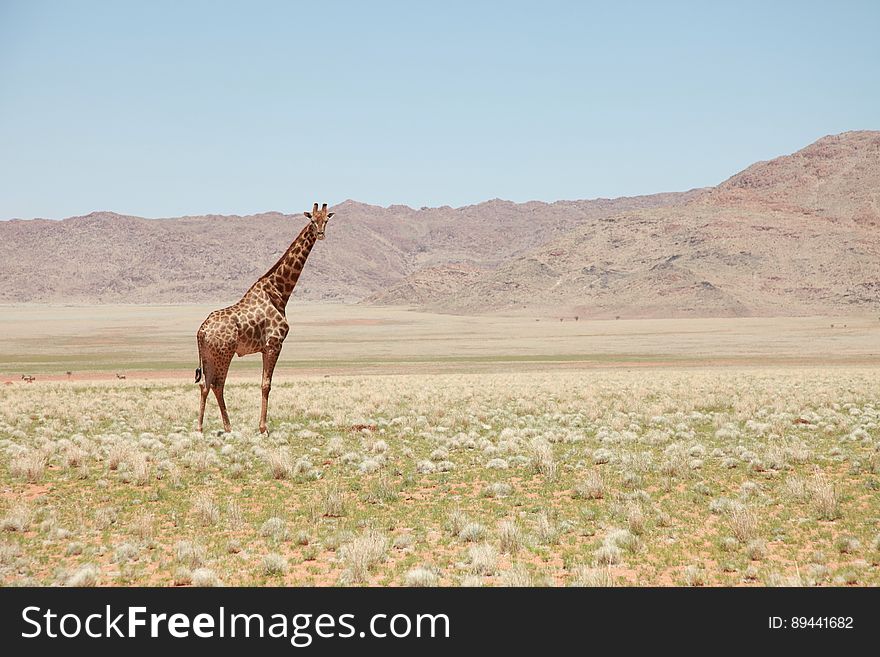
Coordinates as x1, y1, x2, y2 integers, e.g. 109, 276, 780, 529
3, 369, 880, 586
1, 305, 879, 586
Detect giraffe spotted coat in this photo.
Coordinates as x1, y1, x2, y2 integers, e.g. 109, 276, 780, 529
195, 203, 334, 433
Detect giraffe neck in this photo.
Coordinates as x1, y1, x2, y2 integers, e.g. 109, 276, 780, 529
260, 221, 318, 309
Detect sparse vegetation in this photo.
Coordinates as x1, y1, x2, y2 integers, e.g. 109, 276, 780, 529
1, 362, 878, 586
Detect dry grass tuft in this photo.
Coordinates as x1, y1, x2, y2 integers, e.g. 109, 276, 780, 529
339, 530, 388, 583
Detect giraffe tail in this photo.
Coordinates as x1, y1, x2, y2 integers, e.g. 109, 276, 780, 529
195, 330, 214, 388
195, 332, 205, 384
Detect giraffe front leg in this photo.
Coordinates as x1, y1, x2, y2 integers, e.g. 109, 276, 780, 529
259, 346, 281, 434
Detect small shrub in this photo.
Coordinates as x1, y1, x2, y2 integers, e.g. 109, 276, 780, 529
809, 474, 840, 520
191, 492, 220, 526
569, 566, 614, 587
322, 483, 346, 517
260, 517, 288, 541
746, 539, 767, 561
66, 565, 99, 587
458, 522, 487, 543
404, 567, 438, 587
529, 438, 557, 479
625, 503, 646, 536
112, 542, 140, 563
482, 482, 513, 498
682, 565, 705, 586
595, 544, 621, 566
500, 564, 533, 587
1, 504, 31, 532
10, 450, 47, 483
175, 540, 206, 568
262, 553, 287, 576
339, 530, 388, 583
726, 504, 759, 543
467, 543, 498, 576
835, 536, 860, 554
574, 470, 605, 499
535, 512, 559, 545
781, 476, 808, 502
499, 519, 524, 554
605, 528, 641, 554
266, 449, 293, 480
192, 568, 222, 587
446, 509, 469, 536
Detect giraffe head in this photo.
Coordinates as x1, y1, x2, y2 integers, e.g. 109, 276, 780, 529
303, 203, 334, 240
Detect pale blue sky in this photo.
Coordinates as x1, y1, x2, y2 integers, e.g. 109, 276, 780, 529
1, 0, 878, 219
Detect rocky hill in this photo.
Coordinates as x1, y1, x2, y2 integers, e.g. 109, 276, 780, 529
0, 192, 698, 304
395, 131, 880, 317
1, 131, 877, 317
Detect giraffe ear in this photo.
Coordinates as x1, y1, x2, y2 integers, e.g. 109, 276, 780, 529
327, 212, 335, 219
303, 212, 312, 219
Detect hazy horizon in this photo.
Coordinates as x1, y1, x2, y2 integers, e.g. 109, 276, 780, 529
4, 186, 710, 221
2, 1, 879, 220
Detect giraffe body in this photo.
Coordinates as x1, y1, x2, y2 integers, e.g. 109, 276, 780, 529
196, 203, 334, 433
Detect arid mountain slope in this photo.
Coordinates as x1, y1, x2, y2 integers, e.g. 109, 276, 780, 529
705, 130, 880, 221
1, 131, 876, 317
0, 192, 699, 304
436, 205, 877, 317
405, 131, 880, 316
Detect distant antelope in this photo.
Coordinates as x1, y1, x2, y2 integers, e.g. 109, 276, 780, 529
66, 371, 72, 380
21, 374, 35, 383
116, 373, 126, 380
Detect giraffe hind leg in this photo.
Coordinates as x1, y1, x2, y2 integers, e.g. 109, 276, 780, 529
213, 383, 232, 433
197, 384, 209, 432
211, 354, 233, 433
196, 325, 235, 433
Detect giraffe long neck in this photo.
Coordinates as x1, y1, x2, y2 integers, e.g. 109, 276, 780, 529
260, 222, 318, 309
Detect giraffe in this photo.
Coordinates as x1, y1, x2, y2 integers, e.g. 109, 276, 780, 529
195, 203, 335, 434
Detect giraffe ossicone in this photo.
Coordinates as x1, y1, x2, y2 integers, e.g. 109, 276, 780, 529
195, 202, 335, 433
